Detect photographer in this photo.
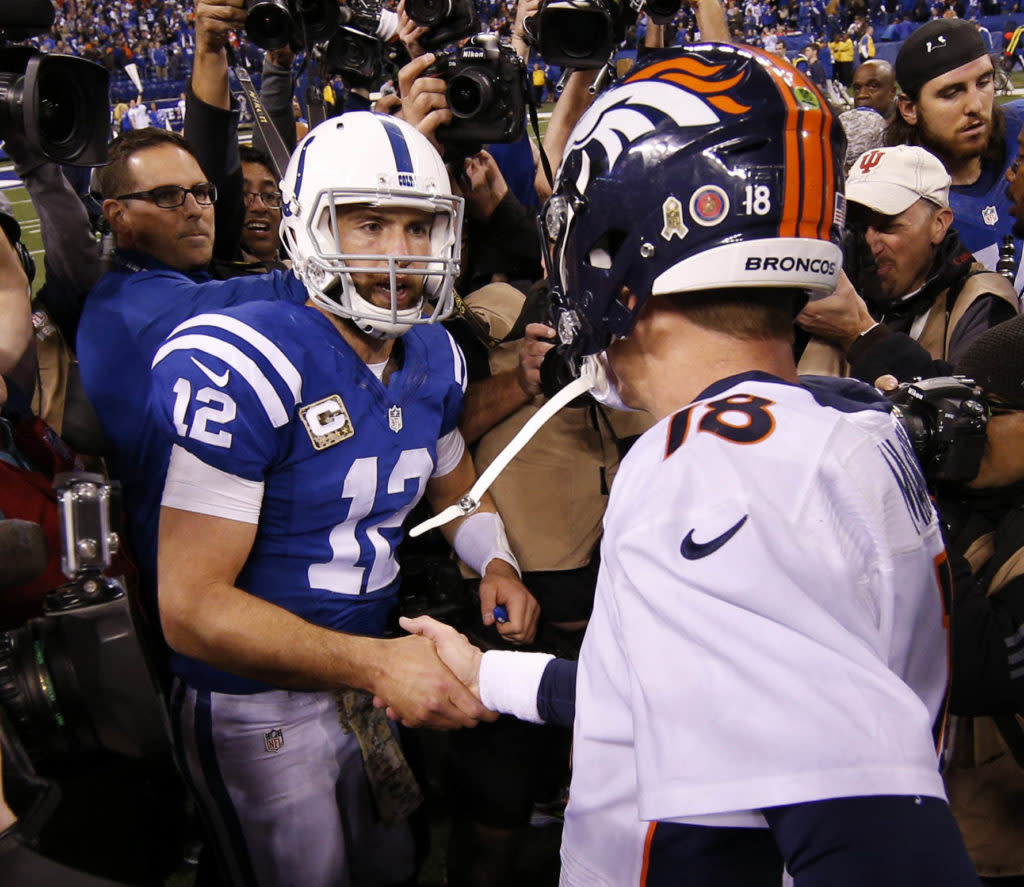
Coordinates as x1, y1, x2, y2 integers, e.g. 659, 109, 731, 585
798, 146, 1019, 382
905, 316, 1024, 885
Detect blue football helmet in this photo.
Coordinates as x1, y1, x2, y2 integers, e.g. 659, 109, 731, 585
542, 43, 847, 369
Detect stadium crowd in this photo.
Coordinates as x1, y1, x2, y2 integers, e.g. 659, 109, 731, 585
7, 1, 1024, 887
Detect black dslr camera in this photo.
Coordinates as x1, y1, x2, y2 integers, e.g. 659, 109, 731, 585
322, 0, 384, 87
887, 377, 990, 485
424, 35, 526, 145
534, 0, 680, 69
406, 0, 480, 51
245, 0, 341, 50
0, 0, 110, 165
0, 473, 168, 761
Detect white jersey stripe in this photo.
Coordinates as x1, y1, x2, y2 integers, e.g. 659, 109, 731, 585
445, 329, 468, 392
152, 333, 293, 427
169, 313, 304, 403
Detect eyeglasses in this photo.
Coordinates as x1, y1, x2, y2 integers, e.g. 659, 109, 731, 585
988, 401, 1024, 417
115, 182, 218, 208
243, 190, 284, 209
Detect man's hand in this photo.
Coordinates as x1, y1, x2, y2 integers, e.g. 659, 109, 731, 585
479, 559, 540, 644
399, 52, 451, 151
511, 0, 541, 60
399, 615, 484, 697
462, 151, 509, 221
371, 632, 497, 728
795, 271, 876, 351
397, 0, 429, 59
194, 0, 246, 55
517, 323, 555, 398
265, 45, 296, 70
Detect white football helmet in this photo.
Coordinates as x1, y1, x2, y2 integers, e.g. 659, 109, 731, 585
279, 111, 464, 339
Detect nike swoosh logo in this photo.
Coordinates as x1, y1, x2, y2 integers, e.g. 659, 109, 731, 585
680, 515, 748, 560
191, 356, 230, 387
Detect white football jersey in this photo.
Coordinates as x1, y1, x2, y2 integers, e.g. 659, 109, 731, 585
560, 373, 950, 887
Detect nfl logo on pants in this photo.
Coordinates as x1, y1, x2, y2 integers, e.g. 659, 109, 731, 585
264, 728, 284, 753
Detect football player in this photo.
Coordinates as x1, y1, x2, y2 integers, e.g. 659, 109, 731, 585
151, 112, 538, 887
403, 44, 982, 886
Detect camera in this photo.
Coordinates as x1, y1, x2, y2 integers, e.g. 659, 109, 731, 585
245, 0, 340, 50
887, 376, 990, 485
406, 0, 480, 51
322, 0, 384, 86
0, 2, 110, 166
0, 473, 168, 761
534, 0, 681, 69
423, 35, 526, 145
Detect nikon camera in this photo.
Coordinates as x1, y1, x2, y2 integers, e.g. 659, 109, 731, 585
886, 376, 989, 486
423, 34, 526, 146
0, 473, 168, 761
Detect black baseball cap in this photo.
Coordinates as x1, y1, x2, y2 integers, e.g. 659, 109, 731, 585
895, 19, 988, 98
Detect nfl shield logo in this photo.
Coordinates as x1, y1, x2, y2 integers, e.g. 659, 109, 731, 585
264, 728, 284, 753
983, 205, 999, 226
388, 405, 403, 433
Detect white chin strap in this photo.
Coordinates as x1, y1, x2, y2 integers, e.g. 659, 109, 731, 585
409, 365, 598, 538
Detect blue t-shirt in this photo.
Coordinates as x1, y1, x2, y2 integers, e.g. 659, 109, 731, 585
149, 301, 467, 692
77, 252, 307, 599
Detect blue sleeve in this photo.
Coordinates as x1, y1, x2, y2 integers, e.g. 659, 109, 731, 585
149, 320, 296, 480
537, 658, 577, 727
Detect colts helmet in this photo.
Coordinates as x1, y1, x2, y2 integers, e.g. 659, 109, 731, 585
280, 111, 464, 339
543, 43, 846, 367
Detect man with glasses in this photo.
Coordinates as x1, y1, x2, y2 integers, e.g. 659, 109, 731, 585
238, 146, 285, 268
77, 128, 307, 615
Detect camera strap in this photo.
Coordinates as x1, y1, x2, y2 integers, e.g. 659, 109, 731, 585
527, 92, 555, 191
231, 62, 292, 181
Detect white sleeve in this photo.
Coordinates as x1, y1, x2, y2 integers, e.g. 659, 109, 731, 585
433, 427, 466, 477
161, 444, 265, 523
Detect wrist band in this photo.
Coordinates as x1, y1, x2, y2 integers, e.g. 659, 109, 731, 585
453, 511, 520, 577
479, 650, 554, 723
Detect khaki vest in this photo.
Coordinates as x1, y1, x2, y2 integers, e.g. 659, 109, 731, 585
462, 284, 653, 573
945, 524, 1024, 877
796, 268, 1020, 378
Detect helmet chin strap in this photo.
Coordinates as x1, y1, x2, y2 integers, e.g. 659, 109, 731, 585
408, 365, 599, 538
346, 288, 424, 340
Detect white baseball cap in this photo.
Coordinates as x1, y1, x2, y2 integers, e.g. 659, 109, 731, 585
845, 145, 951, 215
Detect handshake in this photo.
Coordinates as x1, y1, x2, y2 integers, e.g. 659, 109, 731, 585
368, 559, 542, 730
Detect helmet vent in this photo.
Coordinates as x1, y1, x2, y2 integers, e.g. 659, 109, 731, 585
586, 229, 628, 270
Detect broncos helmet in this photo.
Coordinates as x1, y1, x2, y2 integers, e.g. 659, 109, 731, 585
280, 111, 464, 339
542, 43, 846, 369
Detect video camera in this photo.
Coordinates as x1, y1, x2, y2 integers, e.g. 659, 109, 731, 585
245, 0, 341, 50
887, 376, 990, 486
423, 35, 526, 146
532, 0, 681, 69
406, 0, 480, 51
0, 0, 110, 166
322, 0, 385, 87
0, 473, 168, 762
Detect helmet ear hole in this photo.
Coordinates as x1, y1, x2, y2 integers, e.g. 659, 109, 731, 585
586, 229, 629, 270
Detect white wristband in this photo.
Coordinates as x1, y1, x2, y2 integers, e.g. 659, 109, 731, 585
453, 511, 520, 577
479, 650, 555, 723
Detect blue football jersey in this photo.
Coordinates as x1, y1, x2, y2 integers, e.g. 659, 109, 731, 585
150, 300, 467, 693
950, 100, 1024, 293
77, 255, 307, 600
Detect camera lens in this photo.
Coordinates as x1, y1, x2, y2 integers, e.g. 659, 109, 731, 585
0, 623, 85, 760
448, 68, 493, 118
406, 0, 452, 28
36, 67, 75, 147
245, 0, 293, 49
558, 10, 608, 59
